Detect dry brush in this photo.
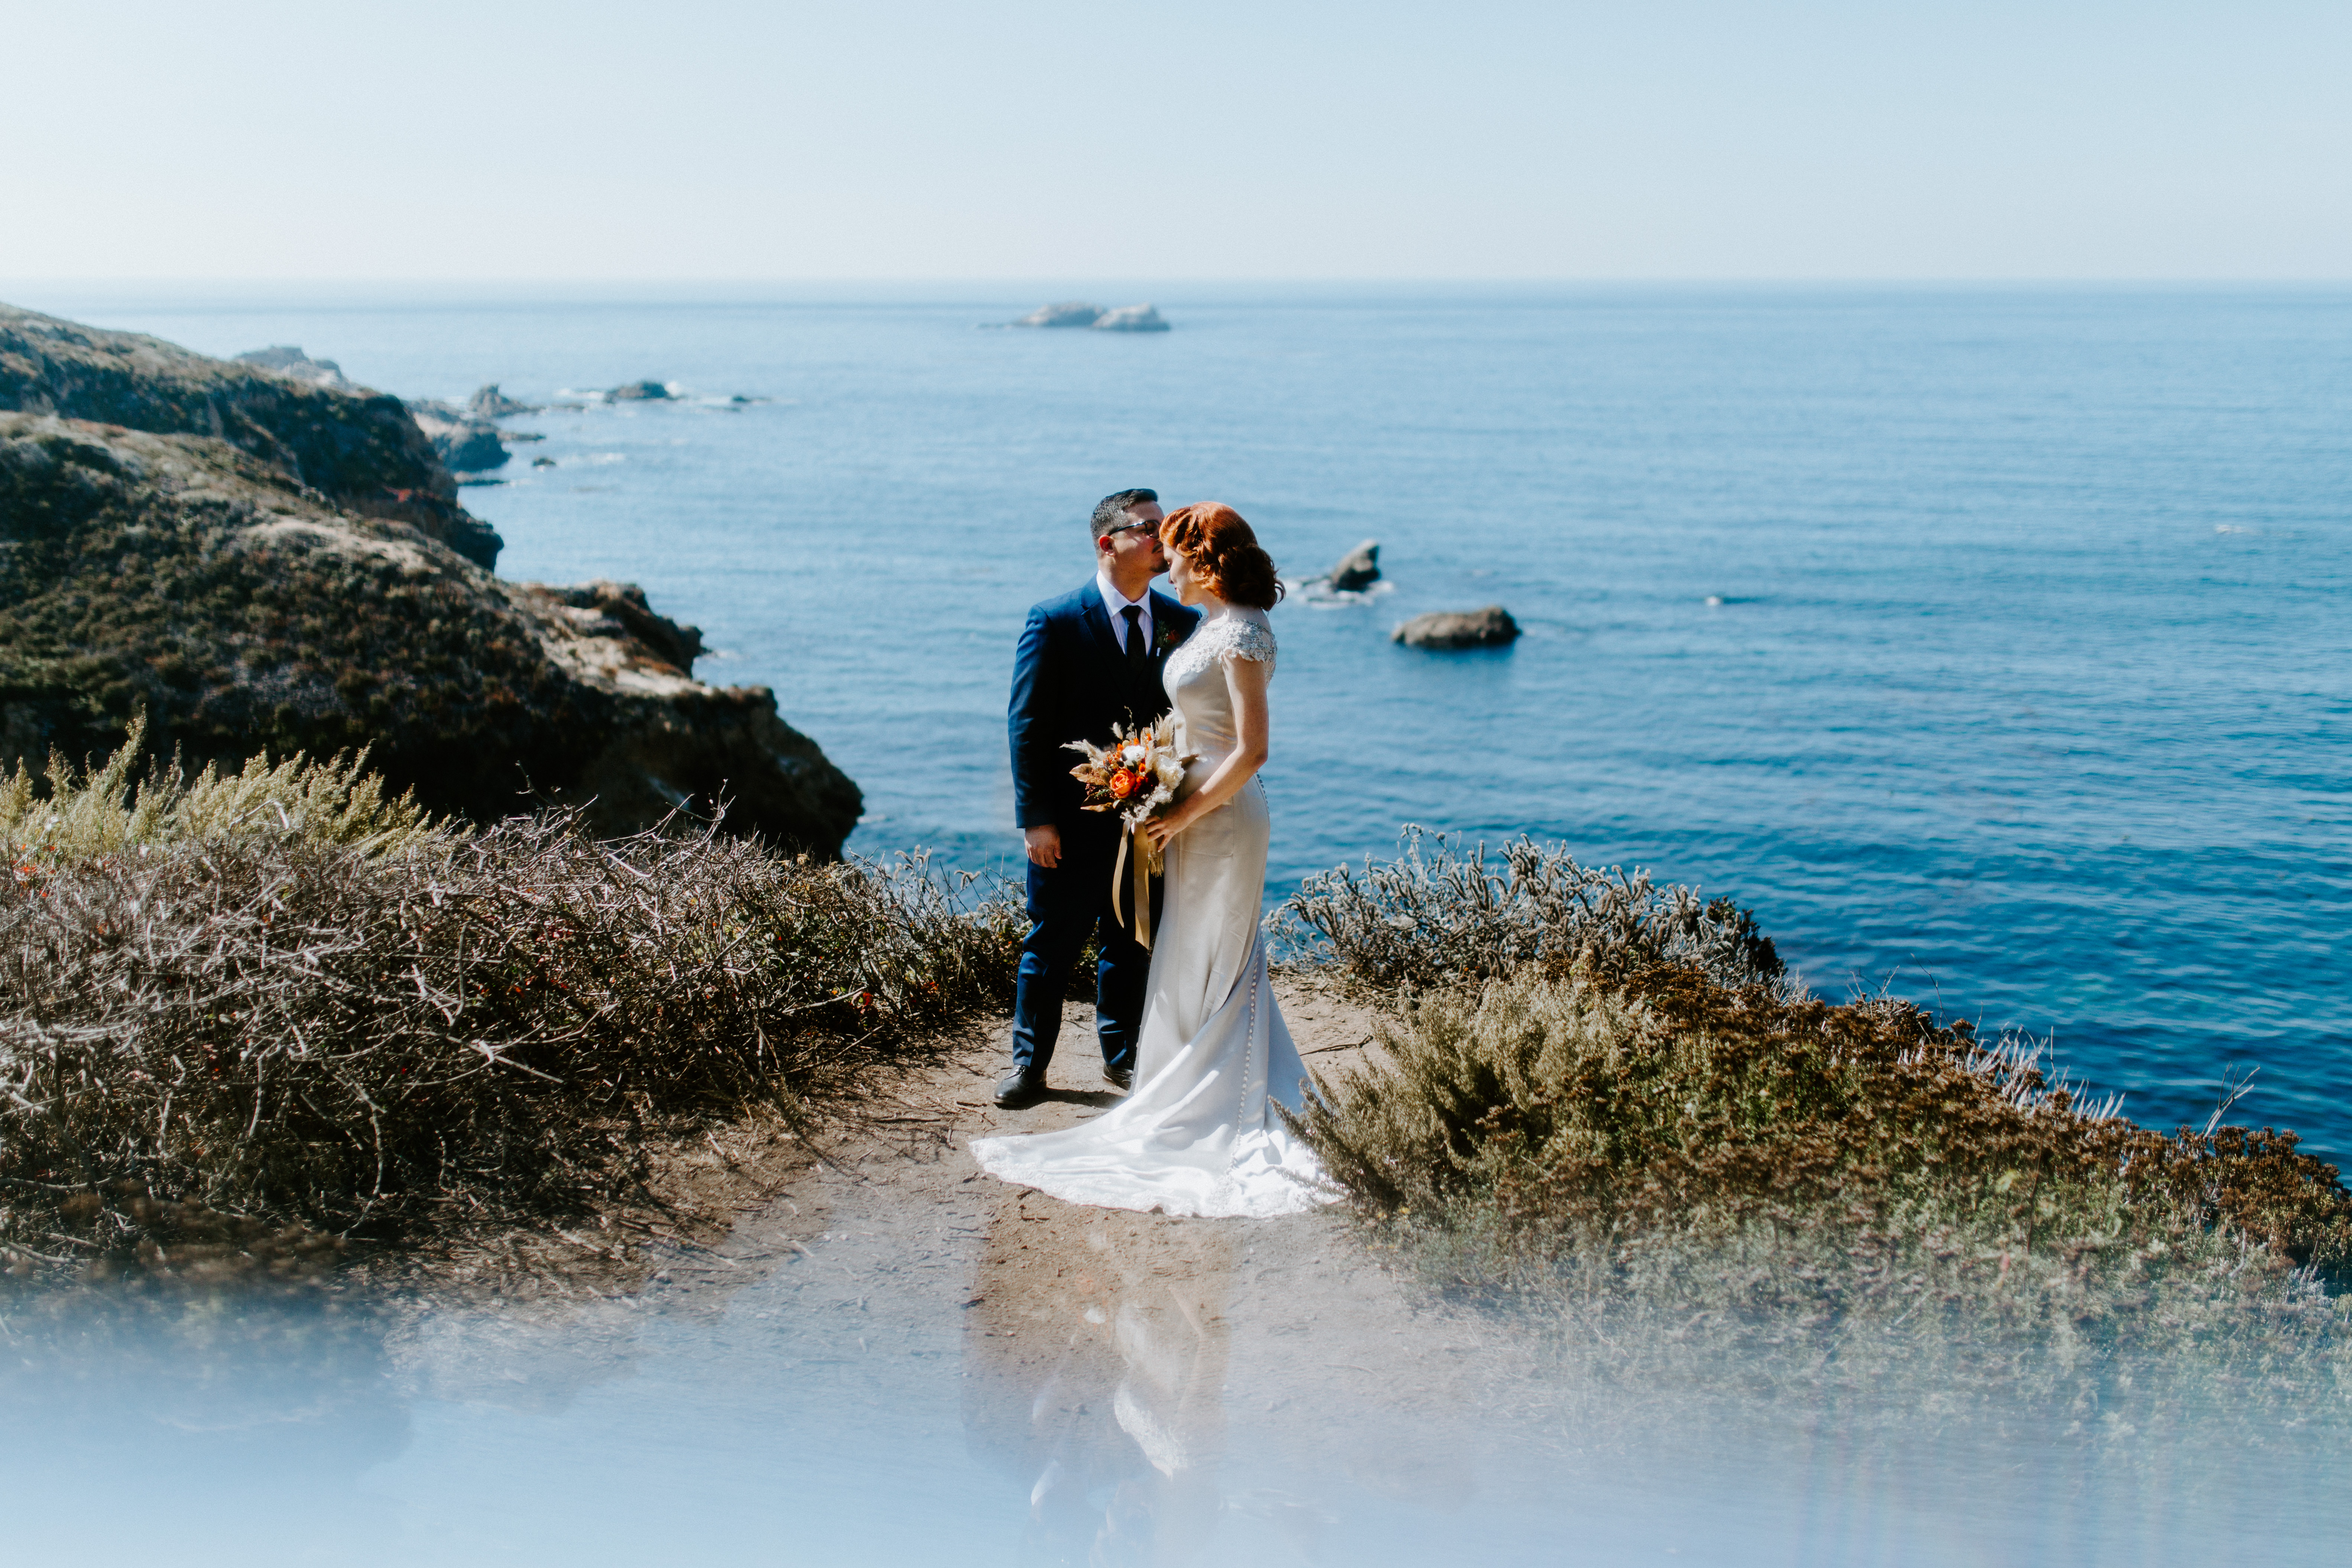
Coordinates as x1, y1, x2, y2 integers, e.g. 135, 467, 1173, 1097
2, 756, 1021, 1278
1277, 834, 2352, 1402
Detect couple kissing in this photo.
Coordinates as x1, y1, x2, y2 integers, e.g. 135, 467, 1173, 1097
970, 490, 1331, 1219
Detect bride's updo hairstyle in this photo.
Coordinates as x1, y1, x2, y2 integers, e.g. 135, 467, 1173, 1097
1159, 503, 1284, 609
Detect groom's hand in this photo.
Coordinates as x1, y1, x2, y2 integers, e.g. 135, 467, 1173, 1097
1024, 824, 1062, 869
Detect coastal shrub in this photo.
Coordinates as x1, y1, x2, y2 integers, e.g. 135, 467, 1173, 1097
1, 713, 439, 863
1274, 827, 1784, 994
1288, 968, 2352, 1379
0, 809, 1023, 1276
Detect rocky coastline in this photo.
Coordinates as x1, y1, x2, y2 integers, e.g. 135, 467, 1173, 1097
0, 304, 860, 854
6, 304, 2344, 1438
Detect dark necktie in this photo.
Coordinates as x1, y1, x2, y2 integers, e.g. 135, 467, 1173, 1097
1122, 605, 1148, 676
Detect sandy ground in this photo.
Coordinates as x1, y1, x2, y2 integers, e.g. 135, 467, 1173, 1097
377, 974, 1396, 1305
379, 976, 1566, 1516
422, 970, 1491, 1366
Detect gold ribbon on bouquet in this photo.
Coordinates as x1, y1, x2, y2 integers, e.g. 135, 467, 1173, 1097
1111, 818, 1167, 950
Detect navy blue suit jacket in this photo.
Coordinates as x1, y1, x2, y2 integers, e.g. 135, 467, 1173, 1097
1009, 581, 1200, 846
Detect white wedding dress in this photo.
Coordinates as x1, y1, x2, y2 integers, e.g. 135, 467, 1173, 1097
971, 607, 1333, 1218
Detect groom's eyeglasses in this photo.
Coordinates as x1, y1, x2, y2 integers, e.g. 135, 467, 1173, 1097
1100, 521, 1161, 540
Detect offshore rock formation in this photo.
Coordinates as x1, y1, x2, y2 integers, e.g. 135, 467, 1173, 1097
408, 384, 545, 474
1324, 539, 1382, 592
232, 345, 358, 392
1090, 303, 1170, 333
1011, 301, 1104, 328
405, 399, 509, 474
1005, 302, 1173, 331
0, 305, 863, 855
1393, 606, 1521, 649
467, 383, 540, 418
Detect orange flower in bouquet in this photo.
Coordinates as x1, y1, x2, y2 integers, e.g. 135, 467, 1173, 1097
1065, 715, 1197, 945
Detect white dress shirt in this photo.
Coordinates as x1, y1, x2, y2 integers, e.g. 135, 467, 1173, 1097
1096, 570, 1154, 656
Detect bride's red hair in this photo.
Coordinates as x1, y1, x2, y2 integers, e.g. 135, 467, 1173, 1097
1158, 503, 1284, 609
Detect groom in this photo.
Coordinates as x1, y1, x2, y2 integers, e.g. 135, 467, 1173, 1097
999, 488, 1201, 1109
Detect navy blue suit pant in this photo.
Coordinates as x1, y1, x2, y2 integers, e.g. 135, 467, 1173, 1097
1009, 833, 1159, 1076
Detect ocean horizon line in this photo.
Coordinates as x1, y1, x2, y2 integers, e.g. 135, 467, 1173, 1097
7, 276, 2350, 305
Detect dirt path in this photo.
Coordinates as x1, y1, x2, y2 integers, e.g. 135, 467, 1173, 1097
380, 977, 1565, 1531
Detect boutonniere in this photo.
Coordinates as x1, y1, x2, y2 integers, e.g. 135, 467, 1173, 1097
1156, 621, 1188, 656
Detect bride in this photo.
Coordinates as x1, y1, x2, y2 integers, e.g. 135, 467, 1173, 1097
971, 504, 1331, 1218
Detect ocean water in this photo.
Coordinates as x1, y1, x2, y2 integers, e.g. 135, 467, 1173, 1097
22, 284, 2352, 1160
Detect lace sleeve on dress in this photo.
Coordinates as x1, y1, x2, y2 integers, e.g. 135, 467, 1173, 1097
1220, 618, 1278, 665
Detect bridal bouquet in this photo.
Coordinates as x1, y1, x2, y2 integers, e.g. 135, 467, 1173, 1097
1066, 715, 1196, 946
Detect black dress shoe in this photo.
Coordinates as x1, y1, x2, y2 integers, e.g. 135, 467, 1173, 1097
994, 1066, 1047, 1108
1103, 1064, 1134, 1092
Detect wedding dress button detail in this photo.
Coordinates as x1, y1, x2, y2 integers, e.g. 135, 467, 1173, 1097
972, 607, 1331, 1218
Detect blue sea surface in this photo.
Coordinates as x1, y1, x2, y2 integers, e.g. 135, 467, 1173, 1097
25, 284, 2352, 1159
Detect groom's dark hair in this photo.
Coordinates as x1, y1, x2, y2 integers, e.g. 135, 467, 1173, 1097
1089, 488, 1159, 540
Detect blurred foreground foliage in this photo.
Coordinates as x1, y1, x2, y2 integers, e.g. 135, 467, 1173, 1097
1281, 830, 2352, 1395
0, 730, 1021, 1279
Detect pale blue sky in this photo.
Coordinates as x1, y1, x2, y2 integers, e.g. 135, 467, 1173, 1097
3, 0, 2345, 280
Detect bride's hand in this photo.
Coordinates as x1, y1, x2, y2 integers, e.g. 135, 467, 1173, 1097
1142, 805, 1190, 853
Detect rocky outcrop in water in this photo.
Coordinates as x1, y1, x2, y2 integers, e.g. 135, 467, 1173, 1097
0, 304, 863, 855
1005, 302, 1172, 331
1011, 302, 1104, 328
608, 379, 673, 402
3, 305, 501, 569
1393, 607, 1521, 649
407, 384, 545, 472
1091, 303, 1169, 333
467, 383, 539, 418
1324, 539, 1381, 592
231, 345, 358, 392
405, 399, 509, 474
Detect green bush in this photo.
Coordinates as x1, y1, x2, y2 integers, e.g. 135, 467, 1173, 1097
1298, 967, 2349, 1261
1287, 965, 2352, 1400
1, 712, 439, 862
1275, 826, 1784, 993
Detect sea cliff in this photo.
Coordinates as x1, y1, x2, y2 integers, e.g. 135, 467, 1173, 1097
0, 304, 859, 853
